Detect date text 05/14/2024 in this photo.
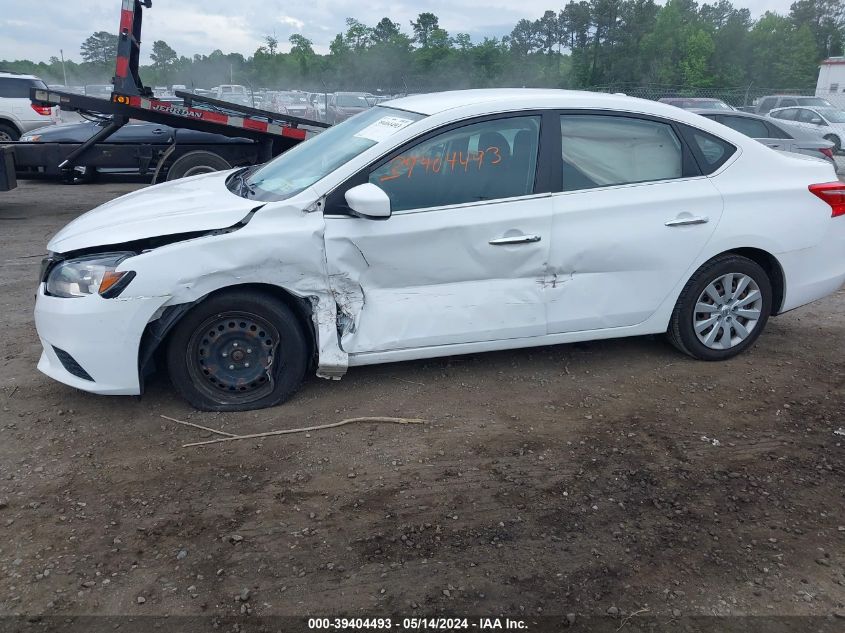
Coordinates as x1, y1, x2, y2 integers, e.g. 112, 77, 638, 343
307, 618, 528, 630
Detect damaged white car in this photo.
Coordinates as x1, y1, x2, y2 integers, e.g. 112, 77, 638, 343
35, 89, 845, 411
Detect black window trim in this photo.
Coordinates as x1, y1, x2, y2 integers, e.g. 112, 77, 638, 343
324, 109, 555, 216
553, 109, 704, 194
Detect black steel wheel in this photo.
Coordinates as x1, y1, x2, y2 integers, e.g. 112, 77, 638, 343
166, 290, 308, 411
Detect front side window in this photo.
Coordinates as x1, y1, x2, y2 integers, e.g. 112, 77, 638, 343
779, 98, 798, 107
560, 115, 682, 191
797, 109, 823, 124
369, 116, 541, 212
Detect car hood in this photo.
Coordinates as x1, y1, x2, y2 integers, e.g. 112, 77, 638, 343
48, 170, 260, 254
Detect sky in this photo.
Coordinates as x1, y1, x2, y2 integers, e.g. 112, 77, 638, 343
0, 0, 795, 63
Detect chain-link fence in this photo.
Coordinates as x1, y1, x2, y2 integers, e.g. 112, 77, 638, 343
584, 83, 823, 109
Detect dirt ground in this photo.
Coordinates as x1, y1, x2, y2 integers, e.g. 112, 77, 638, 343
0, 179, 843, 630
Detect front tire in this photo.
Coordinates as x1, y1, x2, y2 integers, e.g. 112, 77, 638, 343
667, 254, 772, 360
166, 290, 308, 411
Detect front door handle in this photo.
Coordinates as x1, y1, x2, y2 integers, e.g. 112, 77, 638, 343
665, 216, 709, 227
489, 234, 542, 245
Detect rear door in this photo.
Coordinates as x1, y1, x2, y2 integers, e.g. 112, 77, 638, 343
323, 113, 554, 353
546, 113, 726, 334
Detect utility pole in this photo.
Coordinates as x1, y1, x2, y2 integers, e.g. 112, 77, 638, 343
60, 49, 68, 86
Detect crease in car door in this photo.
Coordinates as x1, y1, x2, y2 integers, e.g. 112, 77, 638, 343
323, 114, 553, 354
546, 114, 724, 334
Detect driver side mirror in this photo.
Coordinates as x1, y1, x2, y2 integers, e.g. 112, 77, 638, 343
345, 183, 391, 219
811, 117, 824, 125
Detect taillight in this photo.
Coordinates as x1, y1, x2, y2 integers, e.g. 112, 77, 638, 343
809, 182, 845, 217
30, 104, 52, 116
820, 147, 834, 160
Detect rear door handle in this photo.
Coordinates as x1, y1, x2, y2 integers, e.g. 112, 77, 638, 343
489, 234, 542, 245
665, 216, 709, 227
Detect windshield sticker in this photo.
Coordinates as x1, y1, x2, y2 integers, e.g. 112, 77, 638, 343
353, 116, 415, 143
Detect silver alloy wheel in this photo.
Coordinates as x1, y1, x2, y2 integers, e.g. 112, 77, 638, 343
0, 130, 14, 142
693, 272, 763, 350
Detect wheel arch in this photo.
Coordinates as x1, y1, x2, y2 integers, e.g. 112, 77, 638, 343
138, 282, 317, 390
0, 117, 22, 135
717, 247, 785, 315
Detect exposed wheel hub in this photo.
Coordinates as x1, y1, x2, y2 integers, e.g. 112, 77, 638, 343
186, 312, 280, 404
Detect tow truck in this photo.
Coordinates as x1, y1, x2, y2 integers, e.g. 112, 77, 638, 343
0, 0, 328, 192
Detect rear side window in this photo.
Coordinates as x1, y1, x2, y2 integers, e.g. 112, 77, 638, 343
717, 115, 770, 138
559, 114, 683, 191
0, 77, 47, 98
683, 127, 737, 174
765, 122, 792, 139
779, 98, 798, 107
772, 108, 798, 121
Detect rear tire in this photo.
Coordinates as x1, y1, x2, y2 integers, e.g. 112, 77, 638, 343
0, 123, 20, 142
667, 254, 772, 361
166, 290, 308, 411
165, 151, 231, 181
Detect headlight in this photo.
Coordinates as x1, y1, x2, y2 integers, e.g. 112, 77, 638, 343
45, 252, 135, 298
21, 134, 41, 142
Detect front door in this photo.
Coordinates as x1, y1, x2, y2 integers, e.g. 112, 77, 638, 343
324, 114, 552, 354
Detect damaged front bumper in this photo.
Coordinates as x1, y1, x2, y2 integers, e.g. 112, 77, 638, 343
34, 285, 170, 395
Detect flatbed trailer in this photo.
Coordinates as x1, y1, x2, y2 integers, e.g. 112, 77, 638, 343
0, 0, 328, 191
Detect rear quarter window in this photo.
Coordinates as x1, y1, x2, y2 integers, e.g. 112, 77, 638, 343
680, 125, 737, 174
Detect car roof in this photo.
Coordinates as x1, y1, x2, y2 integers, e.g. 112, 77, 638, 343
689, 108, 760, 119
660, 97, 723, 102
0, 71, 40, 80
386, 88, 731, 124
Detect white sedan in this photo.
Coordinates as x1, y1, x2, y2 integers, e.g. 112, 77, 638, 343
34, 89, 845, 411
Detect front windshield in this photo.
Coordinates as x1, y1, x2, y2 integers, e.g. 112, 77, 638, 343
337, 95, 369, 108
242, 106, 424, 201
798, 97, 833, 107
816, 108, 845, 123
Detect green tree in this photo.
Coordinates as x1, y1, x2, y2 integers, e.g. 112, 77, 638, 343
80, 31, 118, 65
150, 40, 178, 70
411, 12, 440, 47
372, 18, 401, 44
264, 35, 279, 55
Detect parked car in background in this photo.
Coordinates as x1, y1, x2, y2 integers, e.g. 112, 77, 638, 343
308, 92, 328, 122
84, 84, 113, 99
768, 105, 845, 152
691, 109, 837, 168
214, 85, 248, 101
658, 97, 734, 111
753, 95, 834, 115
326, 92, 371, 124
18, 120, 256, 182
0, 71, 53, 141
267, 91, 316, 119
32, 90, 845, 411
